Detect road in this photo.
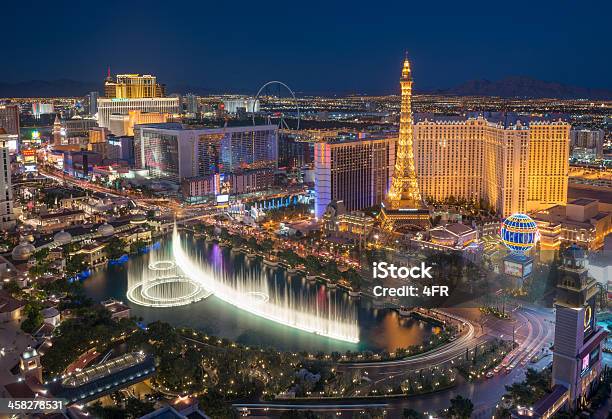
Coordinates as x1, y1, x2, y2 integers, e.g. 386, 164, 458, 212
233, 305, 555, 417
334, 308, 479, 397
38, 167, 172, 212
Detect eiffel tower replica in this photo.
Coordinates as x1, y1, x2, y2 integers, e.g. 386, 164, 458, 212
380, 55, 430, 231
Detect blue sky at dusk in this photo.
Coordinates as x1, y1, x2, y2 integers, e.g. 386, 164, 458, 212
2, 0, 610, 94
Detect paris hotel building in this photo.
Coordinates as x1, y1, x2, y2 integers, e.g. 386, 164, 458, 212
413, 114, 570, 217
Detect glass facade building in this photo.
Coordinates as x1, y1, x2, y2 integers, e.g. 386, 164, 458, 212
134, 124, 277, 183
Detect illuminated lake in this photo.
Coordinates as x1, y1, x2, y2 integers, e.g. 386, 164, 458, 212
82, 234, 438, 353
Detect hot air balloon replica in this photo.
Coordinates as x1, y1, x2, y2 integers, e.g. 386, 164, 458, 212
500, 213, 539, 286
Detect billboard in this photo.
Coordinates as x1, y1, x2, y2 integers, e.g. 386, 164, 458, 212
581, 353, 590, 375
216, 194, 229, 204
503, 258, 533, 278
504, 260, 523, 277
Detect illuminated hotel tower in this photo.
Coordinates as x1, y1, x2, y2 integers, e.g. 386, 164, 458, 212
380, 56, 429, 230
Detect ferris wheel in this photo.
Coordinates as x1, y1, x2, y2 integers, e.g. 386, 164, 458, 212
251, 80, 300, 130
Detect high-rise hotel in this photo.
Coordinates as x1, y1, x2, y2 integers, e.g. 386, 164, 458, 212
314, 133, 395, 219
97, 73, 179, 129
104, 73, 165, 99
0, 104, 20, 136
413, 114, 570, 216
0, 129, 15, 229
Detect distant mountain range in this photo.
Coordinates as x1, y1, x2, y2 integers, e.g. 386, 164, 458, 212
0, 76, 611, 100
0, 79, 102, 98
424, 76, 612, 100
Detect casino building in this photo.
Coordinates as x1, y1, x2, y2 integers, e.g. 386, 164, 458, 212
413, 114, 570, 217
97, 97, 179, 129
514, 245, 608, 418
134, 123, 278, 183
412, 222, 482, 262
551, 245, 607, 410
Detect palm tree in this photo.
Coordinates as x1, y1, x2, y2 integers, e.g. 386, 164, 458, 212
448, 395, 474, 418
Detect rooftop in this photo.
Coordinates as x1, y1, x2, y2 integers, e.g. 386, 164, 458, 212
102, 299, 130, 315
47, 352, 155, 404
568, 187, 612, 205
569, 198, 598, 206
39, 210, 84, 220
414, 111, 570, 128
3, 381, 36, 399
139, 406, 185, 419
61, 352, 146, 388
532, 205, 609, 229
0, 289, 25, 314
532, 384, 569, 417
137, 122, 277, 133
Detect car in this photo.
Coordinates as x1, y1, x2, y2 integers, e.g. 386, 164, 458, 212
486, 371, 494, 378
505, 365, 514, 373
493, 365, 502, 373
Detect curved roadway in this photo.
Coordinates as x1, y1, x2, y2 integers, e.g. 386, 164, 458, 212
236, 306, 555, 417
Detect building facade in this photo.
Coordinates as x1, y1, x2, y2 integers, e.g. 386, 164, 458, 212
106, 136, 135, 164
134, 123, 278, 183
63, 151, 103, 178
0, 104, 20, 136
57, 118, 99, 140
181, 174, 220, 203
533, 198, 611, 251
222, 98, 260, 114
97, 98, 179, 129
570, 128, 605, 160
229, 168, 275, 195
104, 74, 165, 99
88, 91, 99, 116
278, 130, 314, 169
552, 245, 607, 411
314, 134, 395, 218
413, 115, 570, 217
0, 134, 15, 229
185, 93, 199, 115
108, 109, 170, 136
32, 103, 54, 118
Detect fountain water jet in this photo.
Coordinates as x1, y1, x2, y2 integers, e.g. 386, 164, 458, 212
127, 239, 211, 307
172, 225, 360, 343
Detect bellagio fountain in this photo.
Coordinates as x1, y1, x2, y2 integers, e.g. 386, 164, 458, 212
126, 224, 360, 344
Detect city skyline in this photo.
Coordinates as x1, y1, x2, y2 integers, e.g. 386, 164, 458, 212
1, 0, 611, 95
0, 3, 610, 417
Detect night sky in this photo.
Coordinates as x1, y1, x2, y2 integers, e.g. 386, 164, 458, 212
2, 0, 610, 94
